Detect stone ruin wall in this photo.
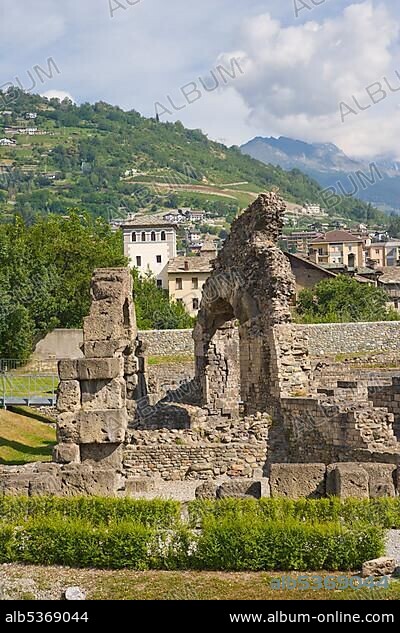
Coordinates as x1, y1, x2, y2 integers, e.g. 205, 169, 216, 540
1, 193, 400, 500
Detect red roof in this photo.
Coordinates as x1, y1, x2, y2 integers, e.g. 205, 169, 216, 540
310, 230, 363, 244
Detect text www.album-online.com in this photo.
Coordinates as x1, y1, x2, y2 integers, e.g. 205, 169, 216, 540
229, 612, 395, 624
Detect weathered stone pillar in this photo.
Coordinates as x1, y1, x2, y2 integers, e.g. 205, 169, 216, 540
54, 268, 138, 478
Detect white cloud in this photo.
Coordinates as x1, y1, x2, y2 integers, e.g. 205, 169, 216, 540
218, 1, 400, 157
41, 89, 76, 103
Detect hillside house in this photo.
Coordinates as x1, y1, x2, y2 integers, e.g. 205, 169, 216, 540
168, 256, 213, 316
309, 230, 365, 268
121, 215, 177, 289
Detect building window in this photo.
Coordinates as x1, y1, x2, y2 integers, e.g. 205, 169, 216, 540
141, 232, 146, 242
156, 279, 163, 288
318, 248, 324, 256
192, 277, 198, 289
131, 232, 136, 242
156, 255, 162, 263
161, 231, 166, 241
375, 249, 380, 255
175, 277, 182, 290
136, 256, 141, 266
192, 298, 199, 310
151, 231, 156, 242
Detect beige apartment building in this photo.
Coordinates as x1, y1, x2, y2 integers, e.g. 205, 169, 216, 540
309, 230, 365, 268
168, 256, 213, 316
366, 241, 400, 268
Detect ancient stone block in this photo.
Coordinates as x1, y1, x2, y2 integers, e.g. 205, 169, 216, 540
125, 478, 155, 495
361, 557, 397, 578
57, 412, 80, 444
58, 359, 78, 381
83, 315, 124, 342
78, 410, 128, 444
60, 464, 119, 496
195, 481, 218, 499
84, 469, 120, 496
76, 358, 122, 381
369, 482, 395, 498
80, 443, 124, 469
29, 473, 62, 496
82, 339, 130, 359
269, 463, 326, 499
2, 474, 31, 496
57, 380, 81, 413
361, 463, 396, 498
53, 443, 80, 464
80, 377, 126, 410
217, 480, 262, 499
331, 464, 369, 499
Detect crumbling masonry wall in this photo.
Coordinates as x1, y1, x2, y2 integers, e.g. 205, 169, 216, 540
194, 192, 296, 417
2, 193, 400, 500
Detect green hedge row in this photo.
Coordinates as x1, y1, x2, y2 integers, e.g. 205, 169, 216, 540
0, 517, 383, 571
188, 498, 400, 529
1, 496, 399, 530
0, 496, 180, 528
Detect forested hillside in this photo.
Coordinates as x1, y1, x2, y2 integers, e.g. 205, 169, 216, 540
0, 88, 383, 225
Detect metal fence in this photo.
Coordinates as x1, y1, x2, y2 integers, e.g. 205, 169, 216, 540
0, 358, 58, 374
0, 373, 58, 408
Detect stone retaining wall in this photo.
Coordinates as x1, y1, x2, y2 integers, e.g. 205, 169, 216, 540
30, 321, 400, 368
294, 322, 400, 357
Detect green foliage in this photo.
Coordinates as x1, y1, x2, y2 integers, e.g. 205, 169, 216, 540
0, 90, 384, 225
188, 497, 400, 529
0, 496, 180, 527
191, 516, 382, 571
0, 496, 387, 571
295, 275, 399, 323
132, 269, 194, 330
0, 213, 126, 359
8, 519, 152, 570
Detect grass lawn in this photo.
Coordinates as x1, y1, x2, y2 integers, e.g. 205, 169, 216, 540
0, 374, 58, 398
0, 409, 56, 465
148, 354, 194, 365
0, 566, 399, 601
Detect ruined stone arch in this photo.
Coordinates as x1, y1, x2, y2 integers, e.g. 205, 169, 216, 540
194, 192, 296, 417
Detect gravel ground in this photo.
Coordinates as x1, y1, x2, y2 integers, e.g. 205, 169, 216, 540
385, 530, 400, 563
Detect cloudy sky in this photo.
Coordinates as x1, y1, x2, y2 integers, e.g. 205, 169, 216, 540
0, 0, 399, 159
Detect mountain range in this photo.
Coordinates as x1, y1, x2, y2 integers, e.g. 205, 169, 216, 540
240, 136, 400, 213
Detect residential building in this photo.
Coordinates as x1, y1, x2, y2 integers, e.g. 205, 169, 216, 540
182, 208, 206, 223
302, 203, 322, 215
163, 210, 186, 224
0, 138, 15, 146
281, 231, 322, 255
366, 241, 400, 268
25, 112, 37, 119
200, 237, 218, 258
309, 230, 365, 267
168, 256, 213, 316
121, 215, 177, 289
378, 267, 400, 313
188, 230, 201, 243
285, 252, 337, 298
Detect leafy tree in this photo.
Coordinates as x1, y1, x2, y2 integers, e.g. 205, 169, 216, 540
0, 213, 126, 359
132, 269, 194, 330
296, 275, 399, 323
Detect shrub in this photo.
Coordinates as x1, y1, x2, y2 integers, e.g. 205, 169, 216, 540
4, 519, 153, 570
192, 517, 383, 571
0, 514, 384, 571
0, 496, 180, 528
188, 498, 400, 529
